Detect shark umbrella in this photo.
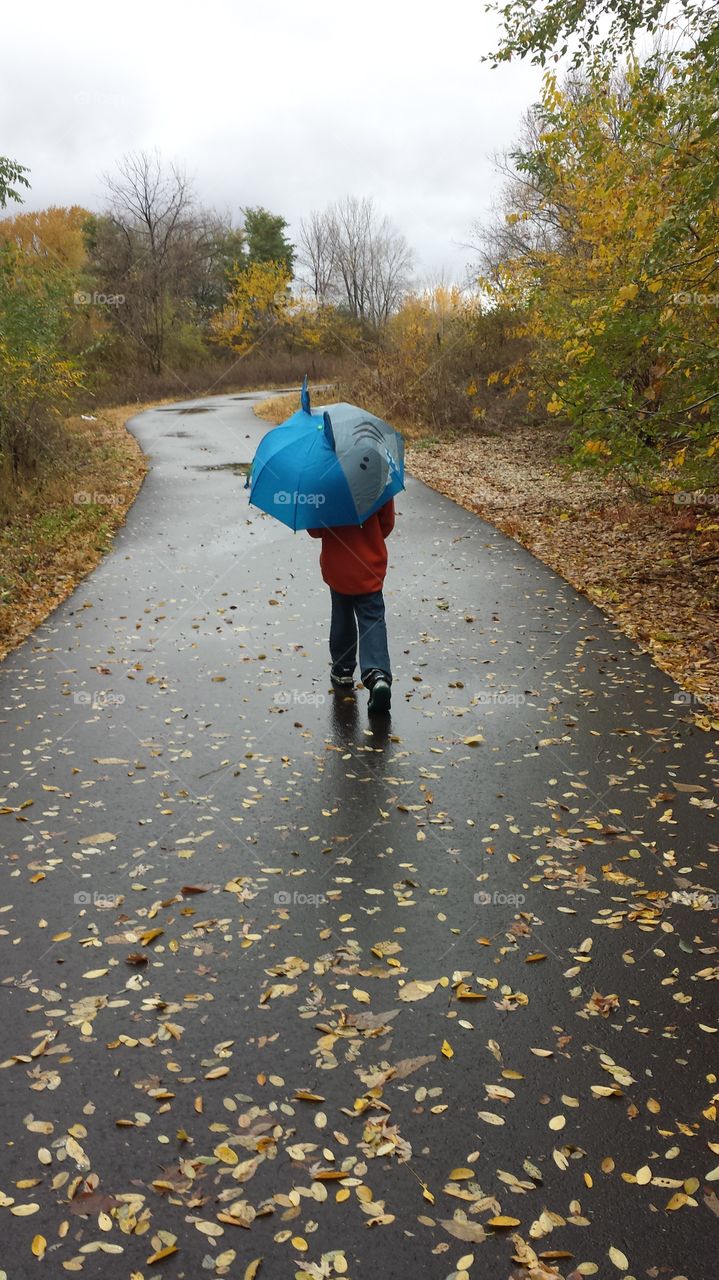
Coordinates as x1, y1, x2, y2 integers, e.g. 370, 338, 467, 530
247, 377, 404, 531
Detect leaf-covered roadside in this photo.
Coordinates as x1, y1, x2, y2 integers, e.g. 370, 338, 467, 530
407, 424, 719, 712
0, 407, 147, 661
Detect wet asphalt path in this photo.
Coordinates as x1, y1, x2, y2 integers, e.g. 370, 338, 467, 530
0, 391, 717, 1280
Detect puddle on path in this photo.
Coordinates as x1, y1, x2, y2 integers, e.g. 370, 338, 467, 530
157, 405, 213, 415
191, 462, 251, 475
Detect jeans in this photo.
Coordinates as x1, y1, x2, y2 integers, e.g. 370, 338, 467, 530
329, 589, 392, 685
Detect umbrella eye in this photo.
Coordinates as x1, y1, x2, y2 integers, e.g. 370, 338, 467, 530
360, 455, 370, 471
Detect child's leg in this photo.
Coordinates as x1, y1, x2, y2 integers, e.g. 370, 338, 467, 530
329, 589, 358, 677
354, 591, 392, 686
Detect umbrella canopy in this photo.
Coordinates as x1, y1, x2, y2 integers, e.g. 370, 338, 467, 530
247, 378, 404, 531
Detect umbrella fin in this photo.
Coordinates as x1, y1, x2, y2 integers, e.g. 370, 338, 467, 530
323, 410, 335, 450
301, 374, 311, 415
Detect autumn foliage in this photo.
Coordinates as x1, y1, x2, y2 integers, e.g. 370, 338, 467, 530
479, 44, 719, 485
3, 16, 719, 500
0, 206, 84, 484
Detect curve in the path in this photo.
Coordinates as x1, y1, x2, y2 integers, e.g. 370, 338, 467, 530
0, 392, 716, 1280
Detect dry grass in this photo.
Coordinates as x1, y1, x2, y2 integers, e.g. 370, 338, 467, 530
82, 352, 341, 412
252, 386, 443, 445
0, 404, 148, 660
252, 391, 302, 425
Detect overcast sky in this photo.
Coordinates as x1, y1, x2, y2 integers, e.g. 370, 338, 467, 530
2, 0, 543, 282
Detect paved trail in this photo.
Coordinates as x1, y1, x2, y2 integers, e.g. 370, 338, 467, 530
1, 392, 717, 1280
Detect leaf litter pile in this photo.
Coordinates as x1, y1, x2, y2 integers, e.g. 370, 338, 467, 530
406, 425, 719, 710
0, 456, 718, 1280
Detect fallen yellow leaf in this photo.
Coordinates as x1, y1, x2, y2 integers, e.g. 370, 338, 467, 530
608, 1245, 629, 1270
147, 1244, 178, 1265
214, 1143, 238, 1165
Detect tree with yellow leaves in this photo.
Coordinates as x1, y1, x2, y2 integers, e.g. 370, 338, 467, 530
210, 259, 291, 355
479, 46, 719, 481
0, 205, 90, 272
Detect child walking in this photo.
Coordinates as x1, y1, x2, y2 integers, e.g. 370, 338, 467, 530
308, 498, 395, 714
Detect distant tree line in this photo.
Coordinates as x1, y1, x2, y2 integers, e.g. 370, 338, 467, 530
0, 148, 424, 484
2, 0, 718, 493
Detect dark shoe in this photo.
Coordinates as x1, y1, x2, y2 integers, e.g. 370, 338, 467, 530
367, 677, 391, 715
331, 668, 355, 690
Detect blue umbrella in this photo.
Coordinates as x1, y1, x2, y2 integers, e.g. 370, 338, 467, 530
247, 377, 404, 531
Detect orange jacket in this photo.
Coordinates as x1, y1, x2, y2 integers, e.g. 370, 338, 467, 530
307, 499, 395, 594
